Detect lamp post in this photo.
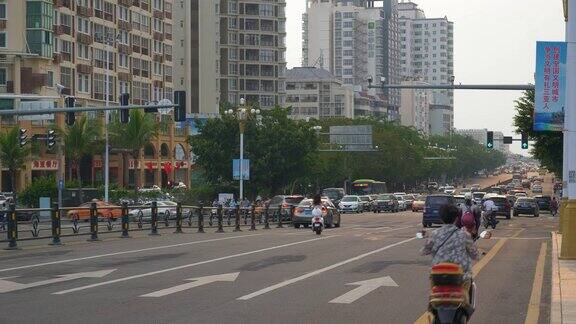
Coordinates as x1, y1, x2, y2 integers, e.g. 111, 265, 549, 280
225, 98, 260, 201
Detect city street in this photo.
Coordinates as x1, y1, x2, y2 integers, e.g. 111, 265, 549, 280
0, 208, 555, 323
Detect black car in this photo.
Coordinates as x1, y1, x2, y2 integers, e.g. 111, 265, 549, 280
482, 195, 512, 219
373, 194, 399, 213
423, 194, 454, 227
534, 195, 552, 211
513, 197, 540, 217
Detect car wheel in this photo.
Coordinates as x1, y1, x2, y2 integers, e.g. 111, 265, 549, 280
535, 213, 539, 217
294, 224, 300, 229
513, 212, 518, 217
335, 220, 341, 228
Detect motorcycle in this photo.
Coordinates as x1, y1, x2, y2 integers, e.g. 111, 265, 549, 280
482, 211, 497, 229
417, 230, 491, 324
312, 216, 323, 235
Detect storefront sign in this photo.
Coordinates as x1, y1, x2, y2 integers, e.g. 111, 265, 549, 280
32, 160, 59, 170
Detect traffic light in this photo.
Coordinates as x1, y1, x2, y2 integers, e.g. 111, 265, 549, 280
521, 133, 529, 150
173, 90, 186, 122
47, 129, 56, 152
19, 129, 27, 148
486, 131, 494, 149
119, 93, 130, 124
65, 96, 76, 126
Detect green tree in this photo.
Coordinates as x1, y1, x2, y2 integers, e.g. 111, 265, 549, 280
0, 127, 31, 197
513, 90, 562, 176
109, 110, 160, 189
60, 116, 101, 203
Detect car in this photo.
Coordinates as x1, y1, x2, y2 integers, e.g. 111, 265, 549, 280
395, 195, 408, 211
482, 195, 512, 219
402, 194, 415, 209
443, 186, 456, 195
359, 195, 373, 212
453, 195, 466, 208
411, 195, 426, 212
128, 201, 180, 222
322, 188, 345, 206
338, 195, 362, 213
292, 198, 341, 228
427, 182, 439, 191
67, 200, 122, 220
534, 195, 552, 211
423, 194, 454, 227
459, 188, 471, 195
506, 195, 518, 206
268, 195, 306, 212
374, 194, 400, 213
513, 197, 540, 217
531, 184, 543, 194
470, 184, 481, 192
472, 192, 486, 205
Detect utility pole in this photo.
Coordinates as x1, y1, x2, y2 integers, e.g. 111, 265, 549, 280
562, 0, 576, 259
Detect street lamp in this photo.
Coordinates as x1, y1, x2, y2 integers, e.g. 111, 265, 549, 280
225, 98, 260, 200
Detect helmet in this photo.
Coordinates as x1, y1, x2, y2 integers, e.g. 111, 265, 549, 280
464, 192, 473, 200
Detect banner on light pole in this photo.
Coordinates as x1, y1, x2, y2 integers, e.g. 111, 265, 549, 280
534, 41, 567, 132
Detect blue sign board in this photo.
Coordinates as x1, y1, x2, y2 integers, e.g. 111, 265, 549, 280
233, 159, 250, 181
534, 41, 567, 131
58, 179, 64, 190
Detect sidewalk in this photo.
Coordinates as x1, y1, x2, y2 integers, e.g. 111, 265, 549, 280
551, 232, 576, 323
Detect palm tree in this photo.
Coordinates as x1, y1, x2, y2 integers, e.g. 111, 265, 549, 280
109, 110, 160, 189
0, 127, 31, 199
60, 116, 101, 203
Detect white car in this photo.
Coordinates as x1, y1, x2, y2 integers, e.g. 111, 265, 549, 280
395, 195, 408, 211
338, 195, 362, 213
129, 201, 180, 222
444, 186, 456, 195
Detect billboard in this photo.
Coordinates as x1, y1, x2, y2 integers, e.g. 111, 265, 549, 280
19, 100, 55, 121
534, 41, 567, 132
233, 159, 250, 180
329, 125, 373, 151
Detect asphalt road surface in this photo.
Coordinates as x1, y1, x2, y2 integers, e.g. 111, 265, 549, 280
0, 207, 555, 324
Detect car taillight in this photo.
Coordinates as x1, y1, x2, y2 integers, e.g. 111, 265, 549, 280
295, 208, 303, 214
282, 202, 289, 209
423, 207, 427, 213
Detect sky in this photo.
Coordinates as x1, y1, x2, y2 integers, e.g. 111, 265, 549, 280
285, 0, 565, 155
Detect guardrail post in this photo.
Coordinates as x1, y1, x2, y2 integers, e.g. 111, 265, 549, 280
250, 204, 256, 231
197, 205, 205, 233
174, 202, 183, 234
150, 201, 159, 236
50, 203, 62, 245
121, 202, 130, 238
234, 205, 242, 232
5, 203, 18, 250
276, 207, 284, 228
216, 205, 224, 233
87, 202, 100, 242
264, 205, 270, 230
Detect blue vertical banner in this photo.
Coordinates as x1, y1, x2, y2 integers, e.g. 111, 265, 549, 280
534, 41, 567, 131
233, 159, 250, 180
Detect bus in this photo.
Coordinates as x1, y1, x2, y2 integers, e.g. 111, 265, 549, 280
351, 179, 388, 196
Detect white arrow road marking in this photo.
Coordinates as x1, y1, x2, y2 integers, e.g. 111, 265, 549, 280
329, 276, 398, 304
237, 237, 415, 300
0, 269, 116, 293
140, 272, 240, 298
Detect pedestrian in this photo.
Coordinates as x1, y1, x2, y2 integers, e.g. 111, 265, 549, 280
551, 197, 559, 217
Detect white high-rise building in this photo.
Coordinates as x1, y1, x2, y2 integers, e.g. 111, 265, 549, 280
400, 80, 431, 134
456, 129, 510, 153
398, 1, 454, 135
303, 0, 400, 118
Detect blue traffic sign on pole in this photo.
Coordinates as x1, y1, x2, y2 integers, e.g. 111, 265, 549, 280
58, 179, 64, 190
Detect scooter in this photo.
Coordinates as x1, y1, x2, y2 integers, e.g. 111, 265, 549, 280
417, 230, 491, 324
482, 211, 498, 229
312, 216, 323, 235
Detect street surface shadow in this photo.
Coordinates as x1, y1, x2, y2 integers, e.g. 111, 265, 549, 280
237, 255, 306, 271
99, 252, 188, 267
351, 260, 428, 274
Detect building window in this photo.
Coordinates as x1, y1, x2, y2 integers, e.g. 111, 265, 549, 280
119, 53, 129, 68
118, 6, 130, 21
47, 71, 53, 87
260, 4, 274, 17
77, 74, 90, 93
0, 32, 5, 48
60, 67, 73, 91
77, 17, 90, 34
76, 0, 89, 7
0, 68, 6, 85
0, 3, 6, 20
228, 79, 237, 91
153, 61, 162, 75
77, 43, 90, 60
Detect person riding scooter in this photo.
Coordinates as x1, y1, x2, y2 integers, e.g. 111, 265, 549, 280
482, 197, 499, 229
458, 193, 482, 239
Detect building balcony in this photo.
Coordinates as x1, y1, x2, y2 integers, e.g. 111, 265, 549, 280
140, 1, 149, 11
20, 68, 48, 93
53, 53, 62, 64
53, 24, 72, 36
77, 33, 94, 45
153, 80, 164, 88
164, 75, 172, 83
153, 32, 164, 41
76, 5, 94, 18
164, 32, 172, 41
164, 10, 172, 19
118, 72, 132, 82
77, 63, 93, 74
153, 10, 164, 20
118, 0, 133, 7
0, 20, 6, 30
153, 54, 164, 62
118, 20, 132, 31
53, 0, 72, 9
118, 44, 132, 55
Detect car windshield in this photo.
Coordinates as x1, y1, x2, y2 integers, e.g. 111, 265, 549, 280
378, 194, 393, 200
473, 193, 485, 199
395, 196, 404, 201
426, 196, 451, 205
445, 186, 454, 190
285, 197, 304, 204
489, 197, 508, 204
322, 190, 342, 200
535, 196, 551, 202
517, 198, 535, 203
158, 201, 177, 206
342, 196, 358, 202
360, 196, 370, 201
298, 199, 330, 207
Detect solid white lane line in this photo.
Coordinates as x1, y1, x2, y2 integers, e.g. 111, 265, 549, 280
0, 234, 262, 273
237, 237, 416, 300
52, 235, 337, 295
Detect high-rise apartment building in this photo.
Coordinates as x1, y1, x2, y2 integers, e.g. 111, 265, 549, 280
0, 0, 191, 191
397, 1, 454, 135
219, 0, 287, 108
173, 0, 220, 117
303, 0, 400, 118
456, 129, 510, 153
400, 79, 430, 134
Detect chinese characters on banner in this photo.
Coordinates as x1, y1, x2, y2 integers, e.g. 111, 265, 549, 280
534, 41, 567, 131
32, 160, 59, 170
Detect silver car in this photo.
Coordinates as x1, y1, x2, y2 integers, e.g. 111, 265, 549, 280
129, 201, 180, 222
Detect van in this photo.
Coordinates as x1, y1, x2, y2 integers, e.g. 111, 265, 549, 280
422, 194, 454, 227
